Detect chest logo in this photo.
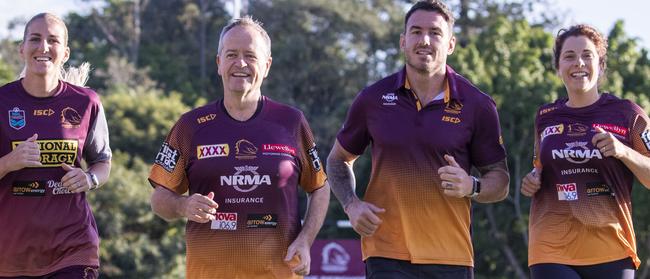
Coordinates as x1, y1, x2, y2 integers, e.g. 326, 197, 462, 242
593, 123, 628, 138
382, 93, 398, 105
197, 144, 229, 159
11, 140, 78, 167
556, 183, 578, 201
8, 107, 26, 130
61, 107, 82, 129
220, 165, 271, 193
551, 141, 602, 164
567, 123, 589, 137
235, 139, 258, 160
541, 124, 564, 142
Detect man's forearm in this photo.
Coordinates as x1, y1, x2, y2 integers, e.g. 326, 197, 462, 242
296, 183, 330, 245
326, 156, 359, 209
474, 159, 510, 203
150, 185, 186, 221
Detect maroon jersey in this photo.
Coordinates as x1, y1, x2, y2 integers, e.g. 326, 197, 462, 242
0, 80, 111, 276
337, 66, 506, 266
149, 97, 326, 278
530, 93, 650, 268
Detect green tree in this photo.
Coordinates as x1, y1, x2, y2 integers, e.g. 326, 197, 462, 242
0, 57, 15, 86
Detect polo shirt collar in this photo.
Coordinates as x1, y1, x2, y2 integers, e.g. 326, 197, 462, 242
394, 65, 463, 104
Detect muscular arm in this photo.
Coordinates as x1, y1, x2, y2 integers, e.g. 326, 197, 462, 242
326, 140, 360, 209
150, 185, 187, 221
474, 159, 510, 203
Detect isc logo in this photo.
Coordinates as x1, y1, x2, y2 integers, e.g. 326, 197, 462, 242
442, 116, 461, 124
197, 113, 216, 124
33, 109, 55, 116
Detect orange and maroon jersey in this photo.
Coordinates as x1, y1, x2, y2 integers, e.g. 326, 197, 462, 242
337, 66, 506, 266
0, 80, 111, 276
530, 93, 650, 268
149, 97, 326, 279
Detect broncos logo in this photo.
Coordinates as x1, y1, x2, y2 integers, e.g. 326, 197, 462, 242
235, 139, 258, 159
61, 107, 82, 128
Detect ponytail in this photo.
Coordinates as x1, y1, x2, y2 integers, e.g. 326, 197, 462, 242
18, 62, 91, 87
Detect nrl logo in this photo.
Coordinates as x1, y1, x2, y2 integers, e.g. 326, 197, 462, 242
8, 107, 26, 130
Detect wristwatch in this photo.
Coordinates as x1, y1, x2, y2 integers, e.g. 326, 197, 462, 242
467, 176, 481, 198
87, 171, 100, 190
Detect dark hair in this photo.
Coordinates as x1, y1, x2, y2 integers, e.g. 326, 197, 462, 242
404, 0, 454, 32
553, 24, 608, 73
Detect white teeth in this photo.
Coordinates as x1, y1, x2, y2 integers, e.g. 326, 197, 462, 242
35, 57, 51, 62
232, 73, 248, 77
571, 72, 588, 78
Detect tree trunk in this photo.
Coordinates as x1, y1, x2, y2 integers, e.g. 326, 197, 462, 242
486, 204, 528, 279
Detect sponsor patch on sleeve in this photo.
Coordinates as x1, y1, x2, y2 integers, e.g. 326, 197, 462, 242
556, 183, 578, 201
308, 146, 322, 171
641, 130, 650, 151
155, 142, 180, 172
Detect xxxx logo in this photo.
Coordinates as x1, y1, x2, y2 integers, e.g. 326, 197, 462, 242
197, 144, 229, 159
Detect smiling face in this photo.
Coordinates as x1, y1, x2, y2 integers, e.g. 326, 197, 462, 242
400, 10, 455, 76
20, 16, 70, 78
216, 25, 272, 97
557, 35, 601, 95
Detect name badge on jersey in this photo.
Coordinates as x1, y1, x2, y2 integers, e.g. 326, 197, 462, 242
211, 212, 237, 230
8, 107, 26, 130
556, 183, 578, 201
12, 180, 46, 196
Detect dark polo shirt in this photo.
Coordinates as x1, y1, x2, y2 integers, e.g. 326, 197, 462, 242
337, 65, 506, 266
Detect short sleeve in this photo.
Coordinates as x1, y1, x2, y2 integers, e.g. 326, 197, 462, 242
629, 104, 650, 157
148, 117, 192, 194
297, 113, 327, 193
83, 102, 112, 164
470, 100, 507, 167
336, 91, 371, 155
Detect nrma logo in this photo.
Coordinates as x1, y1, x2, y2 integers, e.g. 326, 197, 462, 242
220, 165, 271, 193
551, 141, 602, 164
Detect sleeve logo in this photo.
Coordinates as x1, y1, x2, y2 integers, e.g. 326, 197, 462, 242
155, 142, 180, 172
642, 130, 650, 151
308, 146, 322, 171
